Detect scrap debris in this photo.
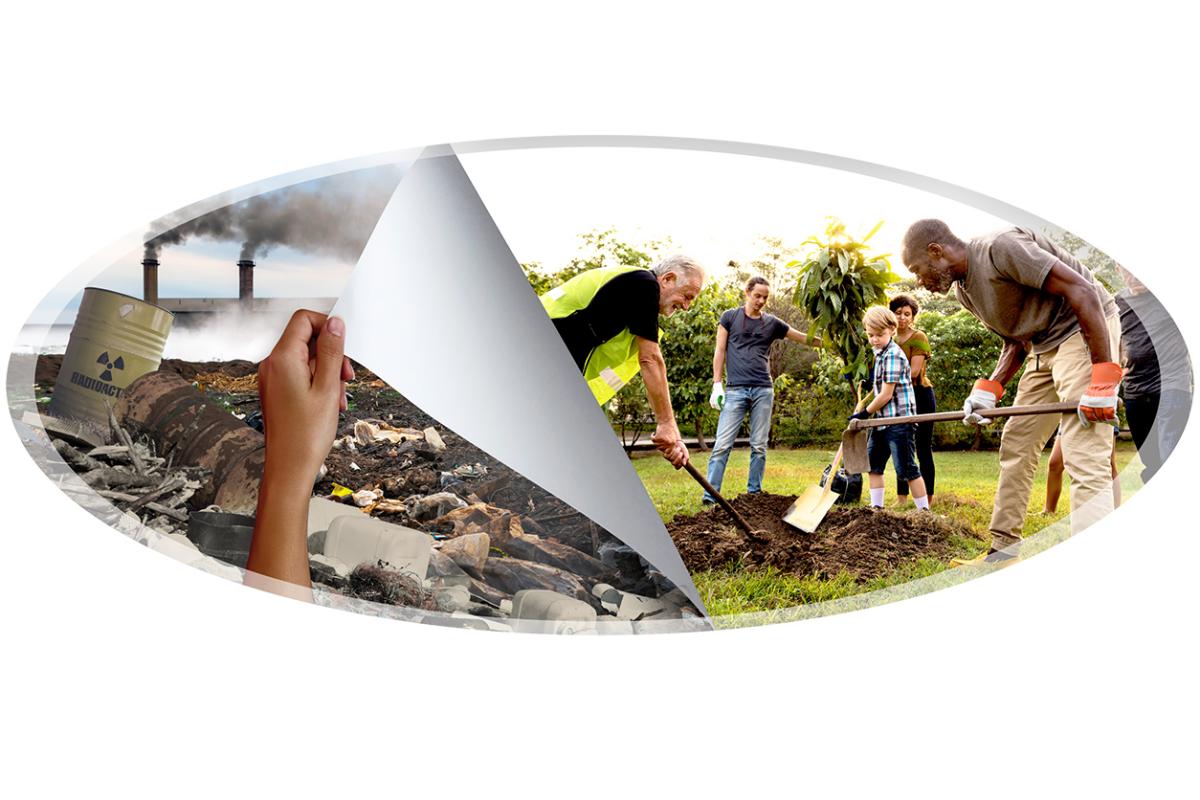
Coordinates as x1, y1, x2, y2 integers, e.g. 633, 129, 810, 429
29, 355, 704, 631
50, 415, 207, 535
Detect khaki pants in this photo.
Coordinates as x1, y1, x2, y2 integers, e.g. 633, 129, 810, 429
989, 316, 1122, 551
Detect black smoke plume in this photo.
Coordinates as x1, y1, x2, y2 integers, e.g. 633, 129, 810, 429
143, 164, 403, 262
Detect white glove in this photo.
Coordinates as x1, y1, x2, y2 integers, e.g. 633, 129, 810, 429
709, 382, 725, 410
962, 379, 1004, 426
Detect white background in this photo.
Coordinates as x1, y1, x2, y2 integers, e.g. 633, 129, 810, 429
2, 3, 1196, 797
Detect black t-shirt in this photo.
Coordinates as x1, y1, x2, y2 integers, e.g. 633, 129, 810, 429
552, 270, 660, 370
719, 307, 789, 387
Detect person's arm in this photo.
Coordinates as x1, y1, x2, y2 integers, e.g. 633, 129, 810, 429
783, 326, 823, 347
963, 339, 1028, 425
638, 335, 688, 467
909, 353, 926, 382
1043, 259, 1124, 424
712, 325, 728, 384
1042, 260, 1113, 363
906, 332, 931, 383
710, 324, 728, 410
988, 339, 1029, 387
865, 382, 895, 413
245, 311, 353, 600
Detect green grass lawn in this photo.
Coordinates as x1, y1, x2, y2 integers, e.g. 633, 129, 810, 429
636, 441, 1144, 616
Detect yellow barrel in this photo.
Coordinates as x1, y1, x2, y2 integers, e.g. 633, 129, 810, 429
48, 288, 174, 426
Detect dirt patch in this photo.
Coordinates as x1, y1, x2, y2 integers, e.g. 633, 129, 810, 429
669, 492, 979, 582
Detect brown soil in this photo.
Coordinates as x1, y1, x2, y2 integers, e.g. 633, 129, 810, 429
669, 492, 978, 582
34, 354, 259, 386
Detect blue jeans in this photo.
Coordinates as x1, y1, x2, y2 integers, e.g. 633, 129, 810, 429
704, 386, 774, 502
867, 423, 921, 481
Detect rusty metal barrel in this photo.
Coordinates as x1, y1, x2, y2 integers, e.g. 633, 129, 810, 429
115, 371, 264, 514
49, 288, 173, 426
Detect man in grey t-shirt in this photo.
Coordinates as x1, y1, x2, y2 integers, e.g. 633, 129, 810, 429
902, 220, 1123, 559
703, 276, 816, 503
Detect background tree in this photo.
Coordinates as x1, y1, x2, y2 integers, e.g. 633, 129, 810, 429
789, 218, 899, 390
659, 281, 743, 449
522, 227, 673, 294
1044, 227, 1123, 292
890, 277, 964, 316
608, 374, 653, 450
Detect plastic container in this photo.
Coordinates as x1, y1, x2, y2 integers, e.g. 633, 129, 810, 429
323, 514, 432, 580
508, 589, 597, 634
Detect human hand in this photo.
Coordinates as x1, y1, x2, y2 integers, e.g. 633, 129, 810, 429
709, 382, 725, 410
962, 378, 1003, 426
257, 310, 354, 484
652, 422, 689, 468
1078, 362, 1123, 428
848, 410, 871, 422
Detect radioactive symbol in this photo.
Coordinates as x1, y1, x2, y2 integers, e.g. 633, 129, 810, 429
96, 351, 125, 383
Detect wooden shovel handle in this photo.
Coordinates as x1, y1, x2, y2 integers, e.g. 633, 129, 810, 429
683, 462, 754, 535
847, 401, 1078, 430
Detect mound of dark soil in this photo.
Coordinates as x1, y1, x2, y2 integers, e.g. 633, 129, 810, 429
669, 492, 979, 582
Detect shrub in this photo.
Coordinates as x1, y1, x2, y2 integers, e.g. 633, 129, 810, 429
770, 356, 855, 446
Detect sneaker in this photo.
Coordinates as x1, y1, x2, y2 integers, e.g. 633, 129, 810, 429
701, 498, 716, 507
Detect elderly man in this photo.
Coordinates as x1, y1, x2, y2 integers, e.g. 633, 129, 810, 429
902, 220, 1121, 559
541, 254, 706, 467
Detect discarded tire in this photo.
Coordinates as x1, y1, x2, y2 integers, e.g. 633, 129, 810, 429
187, 510, 256, 568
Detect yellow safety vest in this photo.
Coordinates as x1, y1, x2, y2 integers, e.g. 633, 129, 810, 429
541, 265, 660, 405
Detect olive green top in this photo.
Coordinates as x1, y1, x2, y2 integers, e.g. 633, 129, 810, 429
897, 329, 932, 388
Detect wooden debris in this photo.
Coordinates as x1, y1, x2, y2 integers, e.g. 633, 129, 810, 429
126, 475, 187, 512
108, 406, 146, 475
52, 439, 103, 472
493, 537, 607, 578
481, 558, 594, 603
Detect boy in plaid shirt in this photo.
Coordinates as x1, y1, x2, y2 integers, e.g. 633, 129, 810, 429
849, 306, 930, 510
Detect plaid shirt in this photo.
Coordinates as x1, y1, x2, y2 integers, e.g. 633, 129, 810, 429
871, 339, 916, 419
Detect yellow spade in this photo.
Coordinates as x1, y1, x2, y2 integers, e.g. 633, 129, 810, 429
783, 391, 872, 533
782, 439, 849, 533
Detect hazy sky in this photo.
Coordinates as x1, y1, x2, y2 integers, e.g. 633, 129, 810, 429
33, 145, 1017, 330
458, 146, 1013, 278
102, 240, 354, 300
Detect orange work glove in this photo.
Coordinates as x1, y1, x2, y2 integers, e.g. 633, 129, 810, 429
1077, 362, 1123, 427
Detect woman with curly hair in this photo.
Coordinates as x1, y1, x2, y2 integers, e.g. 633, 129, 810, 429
889, 293, 936, 506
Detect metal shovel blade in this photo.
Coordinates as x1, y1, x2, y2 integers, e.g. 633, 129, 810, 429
782, 484, 841, 533
841, 428, 870, 475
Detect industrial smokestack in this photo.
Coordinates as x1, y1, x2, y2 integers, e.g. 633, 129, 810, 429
142, 258, 159, 305
142, 164, 403, 262
237, 259, 254, 306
